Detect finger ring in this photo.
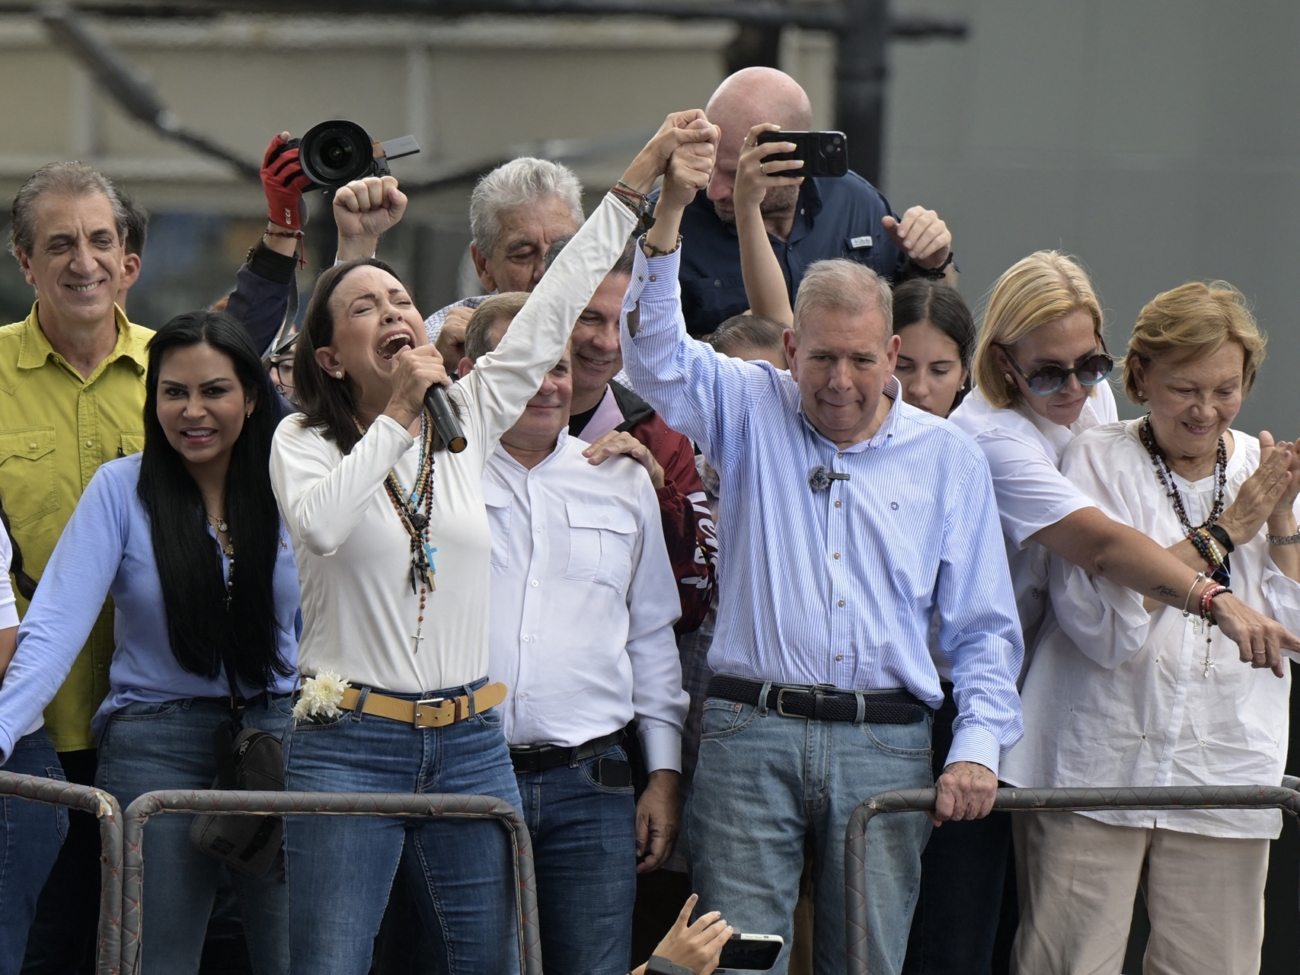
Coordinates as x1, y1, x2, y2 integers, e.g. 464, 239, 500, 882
758, 162, 766, 175
1253, 650, 1267, 656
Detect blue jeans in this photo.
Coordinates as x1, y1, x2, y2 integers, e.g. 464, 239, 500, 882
96, 696, 293, 975
686, 692, 933, 975
0, 731, 67, 975
515, 744, 637, 975
282, 682, 522, 975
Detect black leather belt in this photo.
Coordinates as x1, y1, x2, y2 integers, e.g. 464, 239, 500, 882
509, 730, 625, 774
707, 675, 929, 724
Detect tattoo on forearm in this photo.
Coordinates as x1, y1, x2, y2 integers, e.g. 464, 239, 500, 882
1152, 585, 1180, 599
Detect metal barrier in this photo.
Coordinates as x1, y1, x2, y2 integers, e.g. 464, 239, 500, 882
119, 789, 539, 975
0, 770, 124, 975
844, 784, 1300, 975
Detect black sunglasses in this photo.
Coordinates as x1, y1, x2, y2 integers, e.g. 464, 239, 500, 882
998, 345, 1114, 396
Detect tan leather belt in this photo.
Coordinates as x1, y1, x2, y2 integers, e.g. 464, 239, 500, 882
338, 682, 507, 729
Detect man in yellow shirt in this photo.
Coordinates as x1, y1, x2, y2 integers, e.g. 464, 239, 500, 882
1, 162, 151, 973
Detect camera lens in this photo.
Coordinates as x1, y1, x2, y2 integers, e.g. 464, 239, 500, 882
299, 119, 376, 188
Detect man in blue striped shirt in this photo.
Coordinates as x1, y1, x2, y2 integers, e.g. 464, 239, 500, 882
620, 132, 1024, 975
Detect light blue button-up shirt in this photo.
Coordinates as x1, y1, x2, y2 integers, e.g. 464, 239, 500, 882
620, 246, 1023, 771
0, 453, 299, 763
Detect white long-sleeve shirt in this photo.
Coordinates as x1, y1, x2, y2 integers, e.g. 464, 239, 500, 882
1002, 421, 1300, 839
270, 194, 636, 694
483, 434, 686, 771
949, 382, 1117, 676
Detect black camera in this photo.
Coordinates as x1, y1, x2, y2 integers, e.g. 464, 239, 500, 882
298, 120, 421, 188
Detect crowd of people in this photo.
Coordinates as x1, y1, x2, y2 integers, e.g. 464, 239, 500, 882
0, 64, 1297, 975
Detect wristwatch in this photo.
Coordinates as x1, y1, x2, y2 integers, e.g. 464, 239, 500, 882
646, 956, 694, 975
908, 250, 955, 279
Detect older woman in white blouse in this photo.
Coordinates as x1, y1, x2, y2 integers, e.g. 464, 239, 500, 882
1004, 281, 1300, 975
269, 114, 716, 975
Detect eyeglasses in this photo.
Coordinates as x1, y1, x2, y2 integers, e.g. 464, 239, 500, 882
997, 345, 1114, 396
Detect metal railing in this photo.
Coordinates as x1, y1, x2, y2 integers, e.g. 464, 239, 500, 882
119, 789, 539, 975
0, 770, 123, 975
844, 784, 1300, 975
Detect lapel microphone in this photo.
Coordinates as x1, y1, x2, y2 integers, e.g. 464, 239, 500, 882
808, 465, 850, 492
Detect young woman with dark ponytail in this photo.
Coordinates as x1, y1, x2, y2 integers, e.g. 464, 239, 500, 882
0, 310, 299, 975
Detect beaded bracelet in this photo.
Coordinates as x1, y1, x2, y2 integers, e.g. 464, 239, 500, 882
1199, 583, 1230, 623
1188, 529, 1220, 570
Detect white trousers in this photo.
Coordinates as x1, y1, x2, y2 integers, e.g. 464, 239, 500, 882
1010, 811, 1268, 975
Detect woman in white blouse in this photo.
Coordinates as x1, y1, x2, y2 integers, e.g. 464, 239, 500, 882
269, 114, 715, 975
948, 252, 1297, 678
1003, 281, 1299, 974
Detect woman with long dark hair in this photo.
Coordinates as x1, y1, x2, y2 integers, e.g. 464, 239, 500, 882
0, 310, 299, 975
270, 115, 713, 975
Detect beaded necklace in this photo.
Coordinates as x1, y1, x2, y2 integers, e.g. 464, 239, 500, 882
375, 413, 438, 655
207, 512, 235, 608
1139, 415, 1229, 676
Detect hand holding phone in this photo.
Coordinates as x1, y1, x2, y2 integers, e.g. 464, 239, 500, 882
717, 933, 784, 972
755, 130, 849, 178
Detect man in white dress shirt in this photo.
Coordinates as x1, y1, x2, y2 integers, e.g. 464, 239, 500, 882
458, 293, 688, 975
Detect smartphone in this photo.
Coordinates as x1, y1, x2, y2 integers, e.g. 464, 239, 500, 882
755, 130, 848, 178
717, 933, 784, 972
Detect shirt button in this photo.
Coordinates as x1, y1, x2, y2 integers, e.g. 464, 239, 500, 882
833, 552, 841, 560
649, 274, 658, 282
714, 279, 722, 287
838, 599, 846, 607
536, 526, 543, 533
522, 635, 531, 643
837, 452, 843, 459
530, 580, 539, 587
85, 440, 93, 448
835, 654, 843, 661
28, 442, 37, 450
834, 500, 842, 508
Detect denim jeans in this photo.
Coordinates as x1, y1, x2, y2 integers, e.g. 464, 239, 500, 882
904, 685, 1012, 975
686, 692, 933, 975
0, 731, 68, 975
515, 744, 637, 975
281, 682, 522, 975
96, 696, 293, 975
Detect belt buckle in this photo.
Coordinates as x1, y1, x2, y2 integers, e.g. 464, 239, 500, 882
413, 696, 445, 728
775, 687, 799, 718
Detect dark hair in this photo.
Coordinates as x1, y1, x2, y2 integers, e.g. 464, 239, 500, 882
544, 233, 636, 277
892, 279, 975, 403
137, 310, 290, 689
295, 258, 400, 455
0, 503, 37, 601
708, 313, 787, 357
119, 191, 149, 258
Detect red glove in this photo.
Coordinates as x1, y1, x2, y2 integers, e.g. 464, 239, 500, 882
261, 133, 314, 230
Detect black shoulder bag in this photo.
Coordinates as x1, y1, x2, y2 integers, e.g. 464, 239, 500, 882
188, 652, 286, 878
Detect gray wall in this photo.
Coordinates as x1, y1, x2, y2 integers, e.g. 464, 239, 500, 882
884, 0, 1300, 432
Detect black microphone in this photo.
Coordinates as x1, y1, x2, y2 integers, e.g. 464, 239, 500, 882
425, 385, 467, 453
807, 465, 850, 492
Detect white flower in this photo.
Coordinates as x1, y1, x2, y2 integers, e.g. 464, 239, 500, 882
293, 671, 348, 720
